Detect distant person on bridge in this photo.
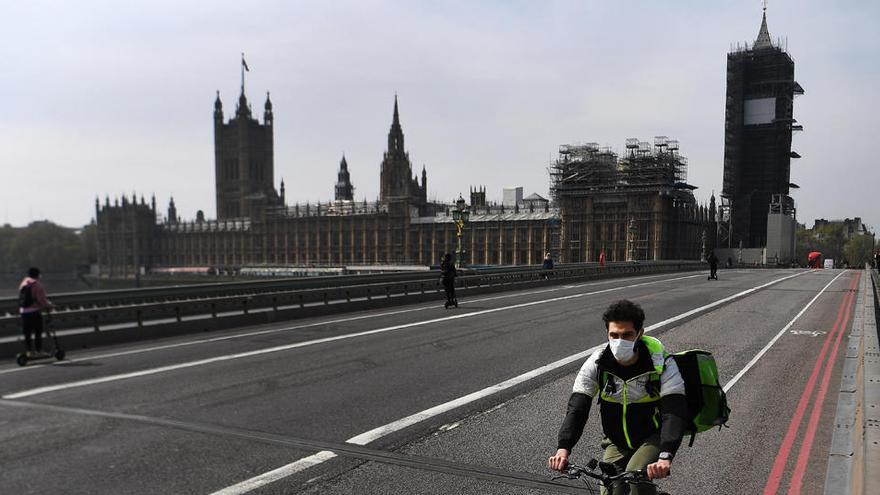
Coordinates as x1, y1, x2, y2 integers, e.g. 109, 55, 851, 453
548, 299, 689, 493
599, 250, 606, 267
440, 253, 458, 309
18, 267, 54, 356
542, 252, 554, 279
707, 251, 719, 280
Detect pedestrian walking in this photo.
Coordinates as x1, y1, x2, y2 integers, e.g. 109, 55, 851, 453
440, 253, 458, 309
599, 250, 606, 267
542, 252, 554, 279
19, 267, 54, 356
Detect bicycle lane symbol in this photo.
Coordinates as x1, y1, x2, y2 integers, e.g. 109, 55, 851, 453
788, 330, 827, 337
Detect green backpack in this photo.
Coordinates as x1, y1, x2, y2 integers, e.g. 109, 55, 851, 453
667, 349, 730, 446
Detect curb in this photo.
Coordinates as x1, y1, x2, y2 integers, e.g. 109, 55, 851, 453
864, 269, 880, 492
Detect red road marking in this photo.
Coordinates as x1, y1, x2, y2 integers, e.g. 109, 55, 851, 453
762, 273, 858, 495
787, 272, 860, 493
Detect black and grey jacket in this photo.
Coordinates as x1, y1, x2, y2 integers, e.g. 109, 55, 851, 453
557, 336, 689, 456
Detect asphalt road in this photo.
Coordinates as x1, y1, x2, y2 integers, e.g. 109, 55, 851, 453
0, 268, 859, 494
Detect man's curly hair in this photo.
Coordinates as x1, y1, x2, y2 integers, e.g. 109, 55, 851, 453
602, 299, 645, 331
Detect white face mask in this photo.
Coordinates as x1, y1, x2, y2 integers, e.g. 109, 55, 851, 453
609, 338, 637, 363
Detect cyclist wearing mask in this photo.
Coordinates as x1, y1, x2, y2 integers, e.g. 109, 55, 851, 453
548, 299, 688, 494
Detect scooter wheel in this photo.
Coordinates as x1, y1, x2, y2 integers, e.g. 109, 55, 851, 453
16, 354, 28, 367
55, 349, 65, 361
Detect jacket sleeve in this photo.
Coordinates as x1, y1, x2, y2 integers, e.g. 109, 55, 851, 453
557, 351, 602, 451
557, 392, 592, 451
658, 394, 688, 455
658, 357, 688, 455
33, 282, 52, 309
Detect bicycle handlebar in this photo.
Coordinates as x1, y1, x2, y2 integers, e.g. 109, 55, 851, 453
551, 460, 670, 494
561, 462, 650, 482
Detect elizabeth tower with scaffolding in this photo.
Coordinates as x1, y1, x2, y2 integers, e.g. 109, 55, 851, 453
720, 8, 803, 249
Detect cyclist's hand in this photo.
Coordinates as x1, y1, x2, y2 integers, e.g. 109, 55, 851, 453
646, 459, 671, 480
548, 448, 569, 471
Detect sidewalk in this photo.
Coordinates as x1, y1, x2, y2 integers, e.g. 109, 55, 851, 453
825, 268, 880, 494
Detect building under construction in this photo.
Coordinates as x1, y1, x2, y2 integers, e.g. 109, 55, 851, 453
551, 136, 709, 263
720, 8, 802, 250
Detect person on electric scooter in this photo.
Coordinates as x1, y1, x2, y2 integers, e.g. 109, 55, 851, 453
440, 253, 457, 309
548, 300, 689, 494
707, 252, 719, 280
19, 267, 54, 356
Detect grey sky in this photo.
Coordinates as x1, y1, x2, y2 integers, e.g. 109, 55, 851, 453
2, 0, 878, 233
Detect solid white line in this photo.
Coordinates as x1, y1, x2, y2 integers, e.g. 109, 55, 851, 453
341, 267, 810, 446
348, 269, 813, 446
1, 273, 704, 399
209, 451, 337, 495
344, 347, 604, 446
722, 269, 846, 393
210, 269, 809, 494
0, 271, 699, 376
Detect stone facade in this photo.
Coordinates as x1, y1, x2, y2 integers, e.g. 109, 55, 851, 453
95, 87, 707, 276
214, 90, 281, 220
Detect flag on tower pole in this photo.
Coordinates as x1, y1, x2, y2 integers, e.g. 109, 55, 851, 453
242, 53, 250, 72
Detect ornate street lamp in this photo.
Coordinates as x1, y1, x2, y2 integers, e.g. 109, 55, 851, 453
452, 194, 470, 269
627, 217, 638, 262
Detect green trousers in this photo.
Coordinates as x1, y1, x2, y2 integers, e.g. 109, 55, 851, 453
599, 434, 660, 495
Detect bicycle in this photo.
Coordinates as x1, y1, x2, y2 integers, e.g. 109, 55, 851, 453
551, 458, 671, 495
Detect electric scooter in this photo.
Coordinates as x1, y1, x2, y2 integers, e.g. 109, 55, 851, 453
16, 312, 65, 366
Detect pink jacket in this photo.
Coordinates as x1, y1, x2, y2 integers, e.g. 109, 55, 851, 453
19, 277, 53, 314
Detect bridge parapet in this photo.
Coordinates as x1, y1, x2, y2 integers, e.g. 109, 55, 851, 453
0, 261, 703, 357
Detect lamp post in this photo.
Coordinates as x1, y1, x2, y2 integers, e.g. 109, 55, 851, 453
452, 194, 470, 269
627, 217, 638, 262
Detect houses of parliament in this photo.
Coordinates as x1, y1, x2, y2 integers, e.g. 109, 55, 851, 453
95, 79, 710, 277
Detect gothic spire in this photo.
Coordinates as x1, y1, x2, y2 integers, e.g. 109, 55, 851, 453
167, 196, 178, 225
264, 91, 273, 124
387, 94, 404, 153
754, 5, 773, 50
214, 90, 224, 125
336, 153, 354, 201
